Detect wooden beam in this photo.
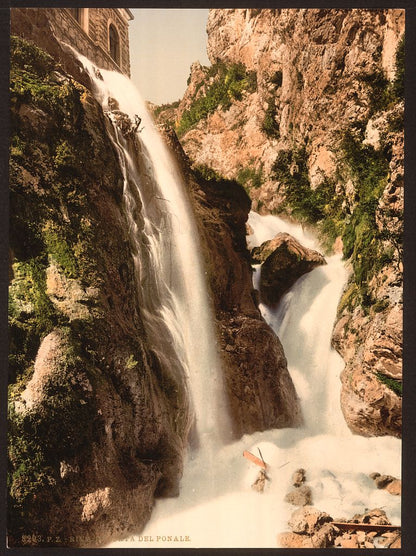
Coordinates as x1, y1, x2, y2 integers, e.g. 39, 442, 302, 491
243, 450, 267, 469
331, 522, 401, 533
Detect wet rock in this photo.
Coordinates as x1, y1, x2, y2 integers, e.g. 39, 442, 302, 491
352, 508, 391, 526
288, 506, 333, 534
284, 485, 312, 506
339, 534, 359, 548
356, 530, 366, 544
20, 330, 68, 410
278, 532, 314, 548
386, 479, 401, 495
189, 170, 303, 436
252, 233, 326, 306
46, 262, 94, 321
292, 468, 306, 486
389, 535, 401, 548
107, 97, 119, 111
370, 472, 401, 494
311, 522, 337, 548
251, 469, 270, 493
374, 474, 395, 488
281, 507, 336, 548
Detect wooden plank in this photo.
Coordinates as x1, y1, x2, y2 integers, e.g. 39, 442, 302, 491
243, 450, 267, 469
331, 522, 401, 533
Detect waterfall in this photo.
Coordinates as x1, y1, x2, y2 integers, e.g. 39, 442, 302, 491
107, 211, 400, 548
76, 54, 231, 448
248, 211, 351, 436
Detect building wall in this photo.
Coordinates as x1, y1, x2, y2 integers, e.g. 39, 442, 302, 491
42, 8, 132, 76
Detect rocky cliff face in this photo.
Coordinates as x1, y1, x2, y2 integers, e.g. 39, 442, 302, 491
8, 11, 301, 547
155, 8, 403, 438
9, 35, 189, 547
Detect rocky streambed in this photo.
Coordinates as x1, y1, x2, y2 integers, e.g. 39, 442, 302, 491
278, 468, 401, 549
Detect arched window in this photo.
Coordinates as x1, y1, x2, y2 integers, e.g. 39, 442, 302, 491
68, 8, 82, 25
109, 24, 120, 66
67, 8, 87, 32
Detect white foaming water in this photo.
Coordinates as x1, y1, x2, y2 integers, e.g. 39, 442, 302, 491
248, 210, 351, 436
107, 211, 400, 548
76, 53, 231, 449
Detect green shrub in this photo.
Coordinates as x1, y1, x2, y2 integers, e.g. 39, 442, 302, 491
359, 69, 392, 114
372, 298, 389, 313
237, 165, 263, 190
359, 35, 404, 114
387, 110, 404, 133
337, 283, 360, 316
338, 127, 390, 295
152, 100, 180, 119
8, 258, 61, 384
43, 222, 78, 279
193, 164, 227, 183
10, 36, 55, 77
391, 34, 405, 101
176, 62, 257, 136
53, 140, 77, 171
271, 148, 341, 227
261, 99, 280, 138
375, 372, 402, 397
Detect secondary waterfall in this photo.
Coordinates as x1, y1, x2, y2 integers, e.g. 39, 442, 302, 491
248, 211, 351, 437
76, 54, 231, 449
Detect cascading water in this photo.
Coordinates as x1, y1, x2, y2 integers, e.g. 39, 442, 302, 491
248, 211, 351, 437
76, 53, 231, 450
107, 210, 400, 548
72, 53, 400, 548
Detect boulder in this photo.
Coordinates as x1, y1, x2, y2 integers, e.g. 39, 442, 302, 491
389, 535, 401, 548
284, 485, 312, 506
374, 474, 395, 488
311, 522, 338, 548
278, 532, 314, 548
288, 506, 333, 534
292, 468, 306, 486
351, 508, 391, 526
386, 479, 402, 496
252, 233, 326, 306
369, 472, 401, 494
338, 534, 359, 548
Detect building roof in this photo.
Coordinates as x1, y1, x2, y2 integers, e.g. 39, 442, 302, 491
119, 8, 134, 21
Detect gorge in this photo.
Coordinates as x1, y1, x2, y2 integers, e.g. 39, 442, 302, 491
8, 7, 403, 549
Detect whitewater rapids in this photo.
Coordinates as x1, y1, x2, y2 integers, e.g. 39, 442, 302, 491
107, 211, 401, 548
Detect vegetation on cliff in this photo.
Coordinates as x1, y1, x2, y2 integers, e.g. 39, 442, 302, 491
8, 36, 188, 545
176, 61, 257, 136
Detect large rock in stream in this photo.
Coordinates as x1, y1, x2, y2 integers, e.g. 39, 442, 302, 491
252, 233, 326, 306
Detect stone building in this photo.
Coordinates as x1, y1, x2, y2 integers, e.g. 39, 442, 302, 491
37, 8, 134, 76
